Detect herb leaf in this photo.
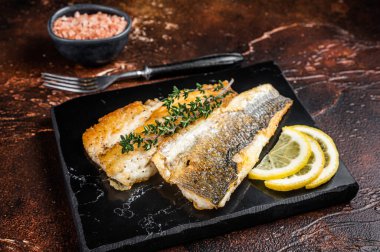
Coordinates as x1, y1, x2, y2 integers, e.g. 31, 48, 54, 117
119, 80, 233, 154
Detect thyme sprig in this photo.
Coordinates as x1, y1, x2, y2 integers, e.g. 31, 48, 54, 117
119, 79, 234, 153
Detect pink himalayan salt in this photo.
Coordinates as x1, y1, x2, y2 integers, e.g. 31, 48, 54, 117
53, 11, 128, 40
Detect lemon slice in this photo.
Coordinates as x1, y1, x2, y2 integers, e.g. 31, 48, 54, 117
249, 127, 311, 180
289, 125, 339, 189
264, 136, 325, 191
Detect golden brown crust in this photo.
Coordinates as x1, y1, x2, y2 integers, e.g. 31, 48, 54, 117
82, 101, 146, 161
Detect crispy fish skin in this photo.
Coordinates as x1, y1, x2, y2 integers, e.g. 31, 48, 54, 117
83, 82, 235, 190
152, 84, 293, 209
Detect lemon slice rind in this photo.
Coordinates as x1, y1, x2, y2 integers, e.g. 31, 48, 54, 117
249, 127, 311, 180
264, 135, 325, 191
289, 125, 339, 189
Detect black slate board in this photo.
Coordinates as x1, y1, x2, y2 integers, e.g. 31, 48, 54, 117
51, 62, 358, 251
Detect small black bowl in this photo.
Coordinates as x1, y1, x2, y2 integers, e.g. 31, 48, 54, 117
48, 4, 132, 67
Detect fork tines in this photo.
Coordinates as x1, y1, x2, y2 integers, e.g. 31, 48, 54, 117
41, 72, 99, 93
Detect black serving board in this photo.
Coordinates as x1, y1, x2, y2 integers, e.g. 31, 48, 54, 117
51, 62, 358, 251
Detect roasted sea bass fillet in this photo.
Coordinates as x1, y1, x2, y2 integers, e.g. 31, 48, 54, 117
152, 84, 293, 209
82, 82, 234, 190
82, 99, 162, 190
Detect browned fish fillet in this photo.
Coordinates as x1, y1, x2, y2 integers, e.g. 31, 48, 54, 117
152, 84, 293, 209
82, 99, 162, 190
82, 82, 235, 190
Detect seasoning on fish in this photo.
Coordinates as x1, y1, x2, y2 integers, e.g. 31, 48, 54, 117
152, 84, 293, 209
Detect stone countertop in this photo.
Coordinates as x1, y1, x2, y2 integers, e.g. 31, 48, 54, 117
0, 0, 379, 251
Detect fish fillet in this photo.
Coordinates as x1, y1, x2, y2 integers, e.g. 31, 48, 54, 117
152, 84, 293, 209
82, 82, 234, 190
82, 99, 162, 190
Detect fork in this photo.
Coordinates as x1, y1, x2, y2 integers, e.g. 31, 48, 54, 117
42, 53, 244, 93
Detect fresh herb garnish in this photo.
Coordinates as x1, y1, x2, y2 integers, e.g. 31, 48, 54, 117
119, 80, 234, 154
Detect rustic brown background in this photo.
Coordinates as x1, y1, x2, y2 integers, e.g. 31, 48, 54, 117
0, 0, 379, 251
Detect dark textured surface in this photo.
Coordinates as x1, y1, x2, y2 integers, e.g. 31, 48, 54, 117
0, 0, 379, 251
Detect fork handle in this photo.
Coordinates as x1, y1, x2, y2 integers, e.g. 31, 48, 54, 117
141, 53, 244, 80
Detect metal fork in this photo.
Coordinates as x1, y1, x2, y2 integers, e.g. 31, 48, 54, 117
42, 53, 244, 93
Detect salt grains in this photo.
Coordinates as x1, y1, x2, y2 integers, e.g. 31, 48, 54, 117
53, 11, 128, 40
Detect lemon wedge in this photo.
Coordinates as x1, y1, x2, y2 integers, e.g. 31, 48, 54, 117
289, 125, 339, 189
249, 127, 311, 180
264, 135, 325, 191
